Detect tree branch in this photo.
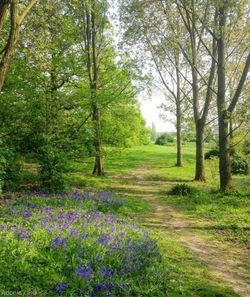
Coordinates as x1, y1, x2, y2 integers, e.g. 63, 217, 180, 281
17, 0, 38, 25
228, 51, 250, 113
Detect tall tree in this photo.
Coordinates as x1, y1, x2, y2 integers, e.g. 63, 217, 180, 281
171, 0, 217, 180
73, 0, 108, 176
120, 0, 189, 167
215, 0, 250, 191
0, 0, 38, 92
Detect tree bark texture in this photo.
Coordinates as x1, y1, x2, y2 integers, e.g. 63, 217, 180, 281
217, 4, 232, 192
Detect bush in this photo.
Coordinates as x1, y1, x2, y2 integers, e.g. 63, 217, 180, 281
155, 133, 174, 146
169, 183, 197, 196
0, 141, 21, 193
231, 155, 249, 175
205, 149, 219, 160
242, 140, 250, 155
38, 145, 69, 193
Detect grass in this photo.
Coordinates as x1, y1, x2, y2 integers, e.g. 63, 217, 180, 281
0, 192, 167, 296
0, 192, 239, 297
159, 190, 250, 245
3, 143, 249, 296
67, 144, 250, 245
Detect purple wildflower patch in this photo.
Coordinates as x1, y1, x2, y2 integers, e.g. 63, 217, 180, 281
52, 236, 68, 248
76, 266, 93, 279
55, 282, 69, 295
1, 191, 163, 296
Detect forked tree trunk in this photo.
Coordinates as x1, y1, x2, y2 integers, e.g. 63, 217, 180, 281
0, 5, 20, 92
0, 0, 38, 92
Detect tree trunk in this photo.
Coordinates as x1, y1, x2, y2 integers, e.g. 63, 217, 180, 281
176, 98, 182, 167
217, 5, 232, 192
194, 121, 206, 181
175, 51, 183, 167
92, 103, 104, 176
0, 1, 20, 92
190, 20, 206, 180
218, 112, 232, 191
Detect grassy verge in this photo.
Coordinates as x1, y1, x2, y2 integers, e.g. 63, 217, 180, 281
0, 192, 239, 297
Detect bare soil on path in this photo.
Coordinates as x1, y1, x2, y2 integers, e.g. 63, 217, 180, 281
113, 167, 250, 297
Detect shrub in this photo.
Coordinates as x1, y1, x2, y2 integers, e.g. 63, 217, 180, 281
242, 140, 250, 155
0, 141, 21, 193
38, 145, 68, 193
155, 133, 174, 145
231, 155, 249, 175
169, 183, 197, 196
205, 149, 219, 160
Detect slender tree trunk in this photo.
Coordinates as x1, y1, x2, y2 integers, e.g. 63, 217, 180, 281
192, 66, 206, 181
84, 2, 104, 176
175, 51, 183, 167
0, 4, 20, 92
189, 11, 206, 181
217, 5, 232, 192
90, 2, 104, 176
218, 112, 232, 191
92, 103, 104, 176
195, 121, 206, 181
229, 117, 235, 156
176, 108, 182, 167
0, 0, 37, 92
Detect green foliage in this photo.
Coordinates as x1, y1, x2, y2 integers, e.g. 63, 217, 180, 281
169, 183, 197, 196
0, 141, 21, 193
231, 155, 249, 175
155, 133, 174, 146
242, 140, 250, 155
38, 145, 69, 193
205, 149, 219, 160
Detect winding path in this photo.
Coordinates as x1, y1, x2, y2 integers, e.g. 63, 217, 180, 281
114, 167, 250, 297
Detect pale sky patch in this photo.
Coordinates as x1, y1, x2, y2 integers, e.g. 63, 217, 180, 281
138, 90, 176, 133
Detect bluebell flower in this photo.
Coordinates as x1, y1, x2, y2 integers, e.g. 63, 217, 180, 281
70, 228, 78, 236
55, 282, 69, 295
76, 266, 93, 279
52, 237, 68, 248
100, 266, 116, 277
94, 283, 106, 291
98, 234, 112, 245
23, 209, 32, 218
16, 227, 30, 239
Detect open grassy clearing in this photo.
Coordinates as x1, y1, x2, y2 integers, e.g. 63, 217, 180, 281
1, 144, 249, 296
68, 144, 250, 295
68, 144, 250, 246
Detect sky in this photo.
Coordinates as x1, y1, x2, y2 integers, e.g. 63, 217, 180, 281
109, 2, 176, 134
138, 90, 176, 133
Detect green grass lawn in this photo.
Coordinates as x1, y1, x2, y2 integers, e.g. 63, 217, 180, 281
11, 143, 249, 296
68, 144, 250, 247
